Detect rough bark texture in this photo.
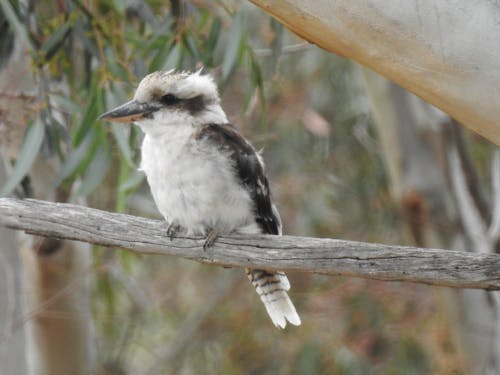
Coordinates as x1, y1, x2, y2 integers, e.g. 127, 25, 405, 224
249, 0, 500, 145
2, 198, 500, 290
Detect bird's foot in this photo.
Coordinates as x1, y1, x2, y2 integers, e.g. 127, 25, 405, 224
203, 228, 219, 250
166, 222, 182, 241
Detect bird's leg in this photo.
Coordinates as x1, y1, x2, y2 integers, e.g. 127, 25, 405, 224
203, 228, 219, 250
166, 221, 182, 241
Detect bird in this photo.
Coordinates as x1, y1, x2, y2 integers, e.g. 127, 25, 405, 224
99, 69, 301, 329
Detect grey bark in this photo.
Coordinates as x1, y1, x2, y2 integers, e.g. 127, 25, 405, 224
2, 197, 500, 290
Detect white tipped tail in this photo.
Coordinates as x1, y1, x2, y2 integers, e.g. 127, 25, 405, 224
246, 269, 301, 329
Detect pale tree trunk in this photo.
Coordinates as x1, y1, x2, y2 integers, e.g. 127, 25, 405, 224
361, 68, 500, 374
19, 233, 94, 375
0, 147, 26, 375
0, 37, 95, 375
249, 0, 500, 145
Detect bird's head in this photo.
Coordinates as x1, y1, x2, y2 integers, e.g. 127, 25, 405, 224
99, 69, 227, 135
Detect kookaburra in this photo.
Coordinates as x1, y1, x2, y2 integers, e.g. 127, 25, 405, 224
99, 70, 300, 328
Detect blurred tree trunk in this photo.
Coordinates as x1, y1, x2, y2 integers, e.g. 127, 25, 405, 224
0, 146, 26, 375
249, 0, 500, 145
0, 37, 95, 375
361, 68, 500, 374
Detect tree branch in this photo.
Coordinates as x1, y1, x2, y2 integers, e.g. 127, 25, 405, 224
1, 198, 500, 290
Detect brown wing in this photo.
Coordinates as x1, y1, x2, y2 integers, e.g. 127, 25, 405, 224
195, 123, 280, 235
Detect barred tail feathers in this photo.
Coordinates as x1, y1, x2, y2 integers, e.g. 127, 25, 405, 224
246, 269, 301, 329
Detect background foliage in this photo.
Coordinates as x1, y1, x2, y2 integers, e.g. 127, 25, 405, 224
0, 0, 474, 373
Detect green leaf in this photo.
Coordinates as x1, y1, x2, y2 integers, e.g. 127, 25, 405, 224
118, 169, 144, 193
163, 43, 183, 70
74, 83, 102, 146
249, 50, 263, 94
0, 0, 35, 50
73, 145, 111, 198
206, 17, 221, 52
55, 132, 98, 186
115, 157, 129, 212
111, 122, 134, 166
149, 36, 173, 71
51, 94, 81, 114
182, 34, 200, 61
269, 18, 284, 74
106, 49, 129, 81
112, 0, 127, 13
40, 21, 71, 61
221, 12, 246, 85
1, 119, 45, 196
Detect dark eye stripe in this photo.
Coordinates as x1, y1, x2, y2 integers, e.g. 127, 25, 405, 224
158, 94, 206, 115
160, 94, 181, 105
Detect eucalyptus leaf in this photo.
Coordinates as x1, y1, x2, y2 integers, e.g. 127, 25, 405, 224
182, 34, 200, 61
56, 132, 97, 186
269, 19, 284, 74
111, 122, 134, 166
221, 12, 246, 85
149, 36, 173, 71
74, 145, 111, 198
74, 90, 98, 146
0, 0, 34, 49
248, 50, 265, 106
119, 169, 144, 193
51, 94, 81, 113
1, 119, 45, 196
206, 17, 221, 53
112, 0, 127, 13
106, 49, 129, 81
41, 21, 71, 61
0, 0, 15, 69
163, 43, 183, 70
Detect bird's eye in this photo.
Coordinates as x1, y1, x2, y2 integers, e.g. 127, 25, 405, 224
160, 94, 181, 105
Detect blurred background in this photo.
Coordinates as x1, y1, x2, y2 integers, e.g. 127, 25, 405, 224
1, 1, 498, 374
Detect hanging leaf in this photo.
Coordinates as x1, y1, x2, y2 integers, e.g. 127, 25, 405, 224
55, 131, 98, 186
163, 43, 183, 70
106, 48, 130, 81
149, 35, 173, 71
0, 0, 15, 69
269, 18, 284, 74
248, 50, 264, 102
119, 168, 144, 193
74, 145, 111, 198
182, 34, 201, 61
0, 0, 35, 50
206, 17, 221, 53
1, 119, 45, 196
51, 94, 81, 114
74, 82, 102, 146
221, 12, 246, 85
40, 21, 72, 62
111, 0, 127, 14
111, 122, 134, 166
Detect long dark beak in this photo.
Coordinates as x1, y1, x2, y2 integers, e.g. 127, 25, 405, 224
98, 100, 160, 123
